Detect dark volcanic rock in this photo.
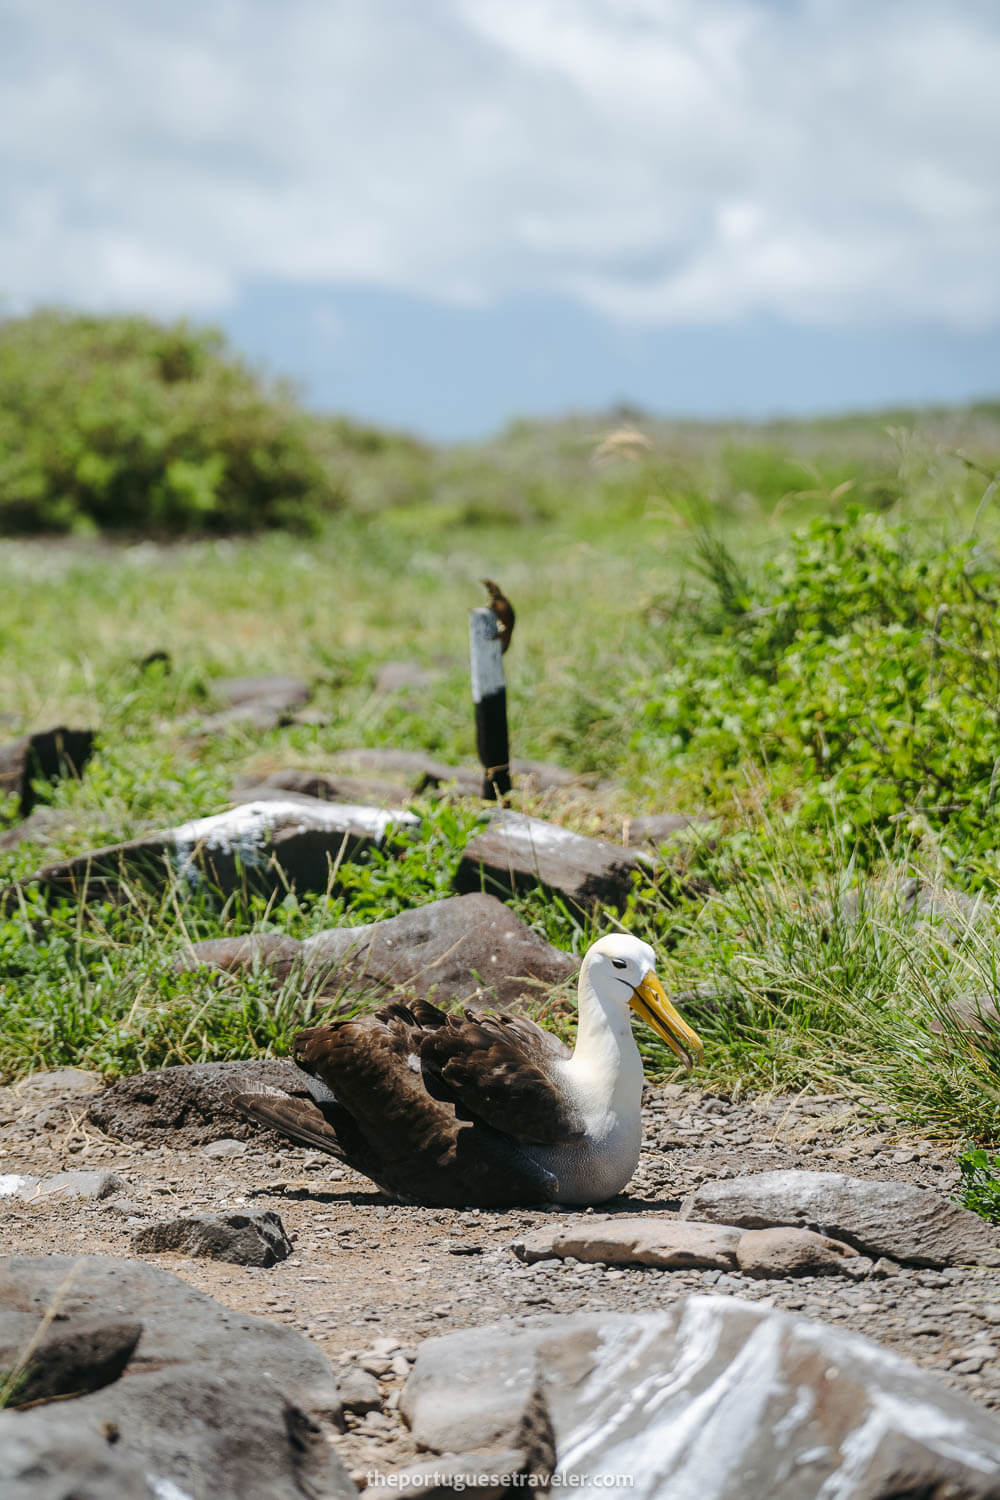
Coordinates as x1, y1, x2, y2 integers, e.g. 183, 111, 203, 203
133, 1209, 292, 1266
454, 811, 648, 913
192, 675, 312, 735
234, 766, 411, 808
330, 747, 481, 795
25, 798, 417, 905
181, 892, 577, 1010
400, 1301, 1000, 1499
87, 1059, 316, 1146
683, 1169, 1000, 1268
0, 727, 94, 815
0, 1255, 353, 1500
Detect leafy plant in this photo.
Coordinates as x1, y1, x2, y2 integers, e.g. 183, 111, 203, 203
639, 508, 1000, 862
955, 1147, 1000, 1222
0, 312, 342, 533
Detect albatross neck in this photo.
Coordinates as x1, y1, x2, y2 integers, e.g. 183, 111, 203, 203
567, 955, 644, 1114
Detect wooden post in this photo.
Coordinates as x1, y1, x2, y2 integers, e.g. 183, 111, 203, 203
469, 606, 511, 800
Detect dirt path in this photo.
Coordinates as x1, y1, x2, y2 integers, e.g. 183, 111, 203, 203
2, 1074, 999, 1482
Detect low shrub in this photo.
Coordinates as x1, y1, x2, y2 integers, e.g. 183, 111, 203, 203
0, 311, 342, 533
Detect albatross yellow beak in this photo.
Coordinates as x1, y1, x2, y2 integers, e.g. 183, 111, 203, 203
629, 972, 704, 1070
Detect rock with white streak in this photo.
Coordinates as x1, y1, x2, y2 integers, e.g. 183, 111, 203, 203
1, 1170, 123, 1204
682, 1169, 1000, 1268
20, 798, 418, 906
399, 1300, 1000, 1499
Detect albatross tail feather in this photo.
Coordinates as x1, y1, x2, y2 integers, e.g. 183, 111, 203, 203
232, 1089, 347, 1160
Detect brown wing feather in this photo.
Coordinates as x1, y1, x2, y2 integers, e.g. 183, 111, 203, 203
233, 1090, 346, 1158
417, 1009, 583, 1146
291, 1007, 559, 1207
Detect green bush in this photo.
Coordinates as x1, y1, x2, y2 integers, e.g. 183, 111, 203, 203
956, 1148, 1000, 1222
0, 311, 342, 533
639, 509, 1000, 860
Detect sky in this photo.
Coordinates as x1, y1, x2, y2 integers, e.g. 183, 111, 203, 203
2, 0, 999, 439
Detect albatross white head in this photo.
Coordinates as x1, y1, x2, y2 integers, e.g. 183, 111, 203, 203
570, 933, 703, 1105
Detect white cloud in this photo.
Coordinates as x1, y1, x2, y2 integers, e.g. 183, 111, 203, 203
0, 0, 999, 327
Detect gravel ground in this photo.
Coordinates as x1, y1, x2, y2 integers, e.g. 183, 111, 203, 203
2, 1073, 999, 1483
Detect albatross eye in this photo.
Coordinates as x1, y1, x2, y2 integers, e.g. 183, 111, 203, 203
611, 958, 628, 970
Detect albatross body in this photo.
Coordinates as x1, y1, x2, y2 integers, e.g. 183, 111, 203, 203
236, 933, 702, 1208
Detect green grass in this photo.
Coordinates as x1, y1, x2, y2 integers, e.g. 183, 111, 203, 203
3, 396, 1000, 1158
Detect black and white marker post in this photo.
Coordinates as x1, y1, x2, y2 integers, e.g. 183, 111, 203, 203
469, 605, 512, 800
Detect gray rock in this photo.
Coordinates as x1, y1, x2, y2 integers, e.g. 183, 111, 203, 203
180, 892, 576, 1011
0, 1067, 104, 1131
215, 675, 311, 711
200, 1138, 248, 1158
132, 1209, 292, 1266
233, 766, 410, 809
87, 1058, 316, 1146
191, 675, 312, 735
14, 1170, 124, 1204
400, 1300, 1000, 1498
0, 726, 94, 815
178, 931, 304, 985
454, 811, 649, 913
336, 1365, 382, 1413
327, 748, 589, 798
0, 1254, 353, 1500
27, 798, 418, 906
330, 746, 482, 795
682, 1169, 1000, 1267
512, 1218, 742, 1271
0, 1412, 150, 1500
735, 1225, 867, 1278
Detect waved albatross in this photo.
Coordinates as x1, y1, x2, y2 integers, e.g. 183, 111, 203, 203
235, 933, 703, 1207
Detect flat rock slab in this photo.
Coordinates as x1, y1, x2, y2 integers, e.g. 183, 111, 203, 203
0, 1255, 353, 1500
87, 1058, 317, 1147
133, 1209, 292, 1266
328, 748, 591, 797
181, 891, 576, 1010
21, 798, 418, 905
190, 675, 313, 735
234, 766, 411, 808
0, 1169, 124, 1204
512, 1218, 866, 1277
454, 810, 648, 913
514, 1218, 742, 1270
0, 727, 95, 814
400, 1300, 1000, 1499
683, 1169, 1000, 1268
